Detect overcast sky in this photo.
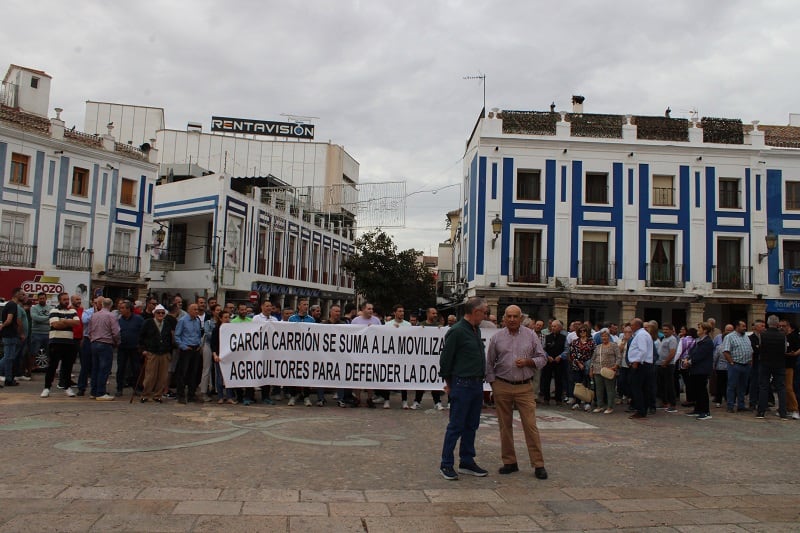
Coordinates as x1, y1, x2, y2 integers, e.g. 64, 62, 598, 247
3, 1, 799, 255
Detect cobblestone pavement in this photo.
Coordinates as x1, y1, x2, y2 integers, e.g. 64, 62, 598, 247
1, 379, 799, 532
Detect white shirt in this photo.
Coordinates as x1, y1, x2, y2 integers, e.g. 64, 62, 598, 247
253, 313, 278, 323
627, 327, 654, 364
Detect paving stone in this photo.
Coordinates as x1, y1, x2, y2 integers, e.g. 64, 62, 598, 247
677, 508, 758, 525
219, 488, 298, 502
737, 507, 800, 522
68, 498, 177, 515
531, 512, 616, 531
58, 486, 142, 500
173, 500, 242, 515
195, 516, 287, 532
301, 489, 365, 502
388, 502, 499, 517
597, 497, 693, 512
138, 487, 221, 501
0, 483, 67, 499
363, 516, 460, 533
688, 483, 758, 496
330, 502, 391, 516
454, 514, 542, 532
743, 523, 800, 532
543, 499, 608, 514
89, 513, 195, 532
610, 485, 705, 499
0, 512, 101, 533
364, 489, 429, 503
241, 501, 328, 516
488, 502, 549, 517
495, 486, 573, 502
424, 488, 503, 503
674, 526, 750, 533
603, 510, 694, 528
678, 495, 751, 509
560, 487, 620, 500
289, 516, 364, 532
744, 483, 800, 495
0, 497, 71, 515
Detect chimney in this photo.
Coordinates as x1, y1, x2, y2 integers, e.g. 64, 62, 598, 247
187, 122, 202, 133
571, 95, 585, 114
790, 113, 800, 127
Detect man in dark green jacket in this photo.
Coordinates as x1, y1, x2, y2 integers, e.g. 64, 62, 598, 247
439, 297, 488, 480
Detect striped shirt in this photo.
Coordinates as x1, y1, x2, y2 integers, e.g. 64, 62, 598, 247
49, 306, 78, 344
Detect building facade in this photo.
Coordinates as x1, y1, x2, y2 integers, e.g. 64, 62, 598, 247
449, 98, 800, 328
0, 65, 159, 303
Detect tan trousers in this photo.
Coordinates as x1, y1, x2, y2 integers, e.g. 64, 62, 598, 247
141, 352, 170, 400
491, 379, 545, 468
786, 368, 798, 412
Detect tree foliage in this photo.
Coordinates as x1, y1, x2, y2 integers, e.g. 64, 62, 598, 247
342, 230, 436, 315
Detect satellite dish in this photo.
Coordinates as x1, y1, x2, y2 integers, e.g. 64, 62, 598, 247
140, 142, 151, 152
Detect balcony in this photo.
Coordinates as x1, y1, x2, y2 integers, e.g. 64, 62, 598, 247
779, 269, 800, 292
312, 269, 319, 283
645, 263, 685, 288
509, 259, 549, 284
257, 258, 266, 275
273, 261, 282, 277
712, 266, 752, 290
301, 267, 308, 281
287, 265, 295, 280
0, 242, 36, 267
106, 254, 140, 277
577, 261, 617, 286
322, 272, 329, 284
652, 187, 675, 207
56, 248, 93, 271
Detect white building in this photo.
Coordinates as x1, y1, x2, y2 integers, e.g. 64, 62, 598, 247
447, 97, 800, 328
82, 102, 358, 311
0, 65, 159, 303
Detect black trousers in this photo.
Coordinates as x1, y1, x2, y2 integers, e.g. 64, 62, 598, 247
688, 373, 710, 414
539, 361, 564, 402
116, 347, 142, 393
45, 342, 76, 390
175, 348, 202, 400
759, 364, 786, 416
657, 364, 676, 406
630, 363, 654, 416
713, 369, 728, 404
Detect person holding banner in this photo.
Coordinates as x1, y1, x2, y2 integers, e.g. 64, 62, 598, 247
439, 297, 489, 481
486, 305, 549, 479
413, 307, 446, 411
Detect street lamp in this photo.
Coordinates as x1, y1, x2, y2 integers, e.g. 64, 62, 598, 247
758, 232, 778, 263
491, 214, 502, 249
146, 224, 167, 251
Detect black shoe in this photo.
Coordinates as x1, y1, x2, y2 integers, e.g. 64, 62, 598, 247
534, 467, 548, 480
498, 463, 519, 475
76, 389, 85, 397
726, 407, 734, 413
154, 397, 162, 404
5, 381, 19, 387
458, 462, 488, 477
440, 466, 459, 480
629, 413, 646, 419
648, 408, 656, 415
166, 391, 177, 399
177, 397, 187, 404
140, 397, 148, 403
115, 391, 123, 397
756, 412, 766, 419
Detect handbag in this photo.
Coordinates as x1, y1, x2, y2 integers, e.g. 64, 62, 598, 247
573, 382, 595, 403
600, 367, 616, 380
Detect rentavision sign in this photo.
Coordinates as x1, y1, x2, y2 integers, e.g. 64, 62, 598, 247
211, 116, 314, 139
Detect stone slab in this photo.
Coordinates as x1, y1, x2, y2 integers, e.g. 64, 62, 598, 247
172, 500, 242, 515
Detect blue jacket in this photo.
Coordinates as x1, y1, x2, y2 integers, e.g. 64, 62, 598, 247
688, 335, 714, 376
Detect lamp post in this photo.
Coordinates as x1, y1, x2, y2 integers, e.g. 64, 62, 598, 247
491, 214, 502, 249
758, 232, 778, 263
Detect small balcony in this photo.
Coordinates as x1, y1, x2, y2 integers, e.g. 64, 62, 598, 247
0, 242, 36, 267
712, 265, 752, 290
273, 261, 282, 277
56, 248, 93, 271
509, 259, 549, 284
577, 261, 617, 286
779, 269, 800, 292
645, 263, 685, 288
287, 265, 295, 280
106, 254, 140, 277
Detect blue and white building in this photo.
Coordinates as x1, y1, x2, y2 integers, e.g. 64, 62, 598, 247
0, 65, 159, 303
450, 97, 800, 328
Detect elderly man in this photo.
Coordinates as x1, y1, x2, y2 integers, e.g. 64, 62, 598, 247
627, 317, 655, 419
486, 305, 549, 479
116, 300, 144, 397
439, 297, 489, 481
174, 303, 203, 404
138, 304, 174, 403
87, 298, 120, 400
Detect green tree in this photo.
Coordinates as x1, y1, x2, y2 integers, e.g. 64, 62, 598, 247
342, 230, 436, 315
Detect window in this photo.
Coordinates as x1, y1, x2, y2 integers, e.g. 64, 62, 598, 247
719, 178, 741, 209
10, 153, 29, 186
786, 182, 800, 210
205, 221, 213, 264
30, 77, 39, 89
581, 232, 610, 285
0, 213, 26, 244
63, 222, 84, 250
300, 240, 309, 280
72, 167, 89, 197
648, 236, 677, 287
273, 231, 283, 276
120, 178, 136, 206
312, 243, 320, 282
112, 230, 132, 255
784, 241, 800, 269
516, 170, 541, 201
287, 235, 297, 279
167, 223, 187, 264
652, 175, 675, 207
585, 172, 608, 204
715, 237, 744, 289
512, 230, 543, 283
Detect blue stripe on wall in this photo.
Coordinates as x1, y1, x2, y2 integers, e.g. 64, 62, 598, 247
638, 163, 650, 280
47, 160, 55, 195
570, 160, 582, 277
766, 169, 783, 284
560, 165, 567, 203
467, 155, 477, 281
695, 171, 701, 208
612, 162, 623, 278
705, 167, 715, 282
546, 159, 557, 276
476, 156, 487, 275
101, 172, 108, 206
628, 168, 634, 205
756, 174, 762, 211
491, 162, 497, 200
680, 165, 691, 281
31, 151, 45, 247
0, 143, 6, 182
53, 156, 70, 263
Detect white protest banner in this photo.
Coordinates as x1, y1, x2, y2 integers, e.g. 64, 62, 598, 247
218, 321, 497, 390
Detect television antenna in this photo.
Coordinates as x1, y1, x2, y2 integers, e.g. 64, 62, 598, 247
280, 113, 320, 124
463, 73, 486, 114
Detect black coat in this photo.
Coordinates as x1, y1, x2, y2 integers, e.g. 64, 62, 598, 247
688, 335, 714, 375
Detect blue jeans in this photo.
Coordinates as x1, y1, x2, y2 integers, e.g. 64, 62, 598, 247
440, 377, 484, 468
30, 333, 50, 362
1, 337, 20, 382
90, 342, 114, 397
214, 361, 234, 399
77, 338, 92, 392
726, 362, 750, 409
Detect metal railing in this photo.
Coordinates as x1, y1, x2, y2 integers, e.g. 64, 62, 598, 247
718, 189, 741, 209
652, 187, 675, 206
778, 269, 800, 292
585, 184, 608, 204
56, 248, 93, 271
509, 259, 549, 284
712, 265, 752, 290
106, 254, 140, 276
0, 81, 17, 107
577, 261, 617, 286
0, 242, 36, 267
645, 263, 684, 288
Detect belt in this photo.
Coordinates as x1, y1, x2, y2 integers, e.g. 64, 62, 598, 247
496, 377, 532, 385
456, 376, 484, 382
185, 345, 199, 350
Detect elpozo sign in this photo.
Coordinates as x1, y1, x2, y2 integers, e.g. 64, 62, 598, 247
211, 116, 314, 139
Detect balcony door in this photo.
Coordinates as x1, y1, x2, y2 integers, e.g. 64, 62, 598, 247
513, 230, 542, 283
650, 236, 675, 287
581, 232, 609, 284
716, 238, 742, 288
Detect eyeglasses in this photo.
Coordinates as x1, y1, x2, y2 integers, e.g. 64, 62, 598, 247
155, 311, 166, 314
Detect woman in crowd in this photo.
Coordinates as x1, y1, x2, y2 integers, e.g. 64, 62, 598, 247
211, 308, 237, 405
677, 327, 698, 407
569, 325, 595, 412
590, 329, 621, 414
685, 322, 714, 419
616, 324, 633, 405
712, 327, 732, 408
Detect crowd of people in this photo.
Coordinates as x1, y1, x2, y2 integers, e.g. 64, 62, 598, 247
1, 287, 798, 426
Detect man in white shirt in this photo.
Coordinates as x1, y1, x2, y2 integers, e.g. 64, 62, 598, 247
253, 300, 279, 322
627, 318, 654, 419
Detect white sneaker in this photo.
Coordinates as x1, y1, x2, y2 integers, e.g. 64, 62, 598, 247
65, 387, 76, 397
411, 401, 421, 410
584, 403, 592, 412
16, 375, 32, 381
95, 394, 114, 401
402, 401, 409, 409
303, 396, 312, 407
792, 411, 800, 420
372, 395, 385, 403
287, 396, 296, 406
572, 403, 581, 410
383, 400, 391, 409
435, 402, 445, 411
40, 388, 50, 398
